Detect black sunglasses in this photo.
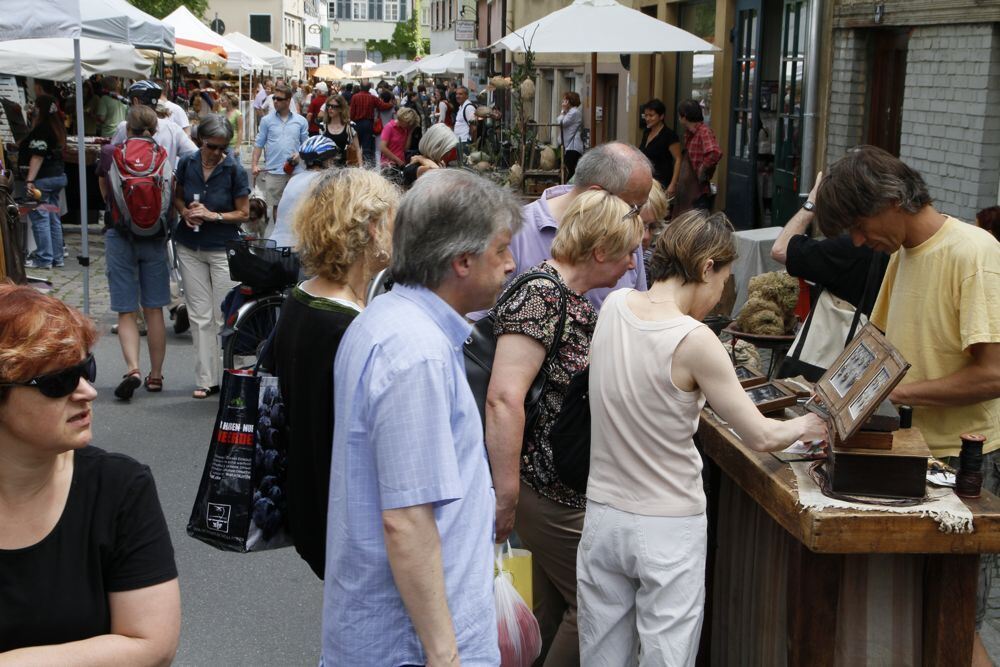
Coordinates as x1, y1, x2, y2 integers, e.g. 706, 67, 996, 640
273, 96, 290, 102
0, 353, 96, 398
203, 143, 227, 152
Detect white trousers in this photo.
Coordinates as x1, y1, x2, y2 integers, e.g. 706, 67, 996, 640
175, 244, 237, 389
577, 501, 707, 667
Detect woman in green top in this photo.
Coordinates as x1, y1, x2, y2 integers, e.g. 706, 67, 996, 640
220, 92, 242, 149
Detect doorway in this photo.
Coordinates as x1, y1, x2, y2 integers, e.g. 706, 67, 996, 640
725, 0, 763, 229
595, 73, 619, 144
866, 29, 909, 156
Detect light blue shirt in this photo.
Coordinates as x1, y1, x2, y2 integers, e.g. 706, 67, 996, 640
322, 284, 499, 667
254, 111, 308, 174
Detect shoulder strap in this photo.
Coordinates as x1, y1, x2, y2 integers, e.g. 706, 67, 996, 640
787, 286, 821, 362
492, 271, 569, 366
845, 252, 882, 346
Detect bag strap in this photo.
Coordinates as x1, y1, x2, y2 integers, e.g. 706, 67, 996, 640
492, 270, 569, 368
845, 253, 882, 346
787, 285, 822, 363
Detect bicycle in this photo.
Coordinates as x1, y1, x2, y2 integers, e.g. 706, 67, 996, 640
221, 237, 299, 371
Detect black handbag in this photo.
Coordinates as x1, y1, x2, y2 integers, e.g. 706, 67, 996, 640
464, 271, 567, 435
550, 367, 591, 494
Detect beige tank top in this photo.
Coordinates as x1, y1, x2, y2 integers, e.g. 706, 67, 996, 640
587, 289, 707, 516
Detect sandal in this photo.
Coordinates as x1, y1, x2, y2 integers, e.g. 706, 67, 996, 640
144, 375, 163, 392
192, 385, 219, 399
114, 370, 142, 400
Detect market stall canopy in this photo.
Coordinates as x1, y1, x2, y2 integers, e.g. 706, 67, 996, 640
141, 43, 226, 74
342, 59, 384, 78
491, 0, 717, 54
164, 6, 270, 72
0, 0, 81, 41
224, 32, 293, 73
400, 49, 476, 77
376, 58, 413, 77
312, 63, 348, 80
82, 0, 174, 52
0, 36, 152, 80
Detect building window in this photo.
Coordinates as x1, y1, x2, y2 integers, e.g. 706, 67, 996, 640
250, 14, 271, 42
421, 3, 430, 26
330, 0, 349, 19
352, 0, 367, 20
675, 0, 715, 124
385, 1, 398, 21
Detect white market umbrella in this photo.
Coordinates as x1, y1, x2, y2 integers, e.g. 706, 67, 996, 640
0, 37, 152, 80
492, 0, 717, 136
312, 63, 348, 80
342, 60, 384, 78
225, 32, 293, 74
400, 49, 475, 77
376, 58, 412, 77
0, 0, 172, 314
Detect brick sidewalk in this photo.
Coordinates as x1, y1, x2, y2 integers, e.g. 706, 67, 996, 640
41, 224, 114, 324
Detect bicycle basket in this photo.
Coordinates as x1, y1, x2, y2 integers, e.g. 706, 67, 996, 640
225, 239, 300, 290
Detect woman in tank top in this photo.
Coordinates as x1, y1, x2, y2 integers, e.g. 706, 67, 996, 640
577, 210, 828, 666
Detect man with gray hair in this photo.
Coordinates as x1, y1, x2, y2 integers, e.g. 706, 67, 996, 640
321, 170, 521, 666
506, 141, 652, 312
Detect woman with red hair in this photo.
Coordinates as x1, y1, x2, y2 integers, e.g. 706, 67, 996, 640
0, 285, 180, 663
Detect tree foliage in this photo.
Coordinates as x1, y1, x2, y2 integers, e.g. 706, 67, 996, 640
365, 13, 429, 60
126, 0, 209, 20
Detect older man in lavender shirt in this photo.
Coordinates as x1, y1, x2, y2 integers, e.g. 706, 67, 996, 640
470, 143, 652, 321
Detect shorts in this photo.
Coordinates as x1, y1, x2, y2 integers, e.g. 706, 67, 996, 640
104, 228, 171, 313
258, 171, 291, 208
944, 448, 1000, 628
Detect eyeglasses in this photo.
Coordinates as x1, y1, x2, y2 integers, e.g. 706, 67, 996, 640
326, 104, 341, 109
0, 353, 96, 398
203, 143, 227, 152
273, 96, 290, 102
622, 202, 643, 220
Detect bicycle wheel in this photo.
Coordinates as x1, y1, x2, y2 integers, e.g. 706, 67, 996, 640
223, 294, 284, 371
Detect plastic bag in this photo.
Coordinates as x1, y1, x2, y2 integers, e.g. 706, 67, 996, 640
495, 543, 541, 667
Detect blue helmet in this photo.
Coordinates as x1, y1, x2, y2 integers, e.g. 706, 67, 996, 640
299, 135, 338, 167
127, 80, 162, 108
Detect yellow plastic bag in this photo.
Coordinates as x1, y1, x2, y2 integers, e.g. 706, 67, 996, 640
495, 542, 533, 609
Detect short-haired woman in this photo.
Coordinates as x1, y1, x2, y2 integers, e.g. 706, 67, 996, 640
100, 106, 172, 399
379, 106, 420, 168
578, 211, 827, 665
173, 114, 250, 399
320, 93, 361, 166
219, 91, 242, 149
20, 93, 68, 269
557, 91, 584, 180
486, 190, 643, 665
639, 98, 682, 196
0, 284, 180, 662
266, 169, 398, 578
401, 122, 459, 188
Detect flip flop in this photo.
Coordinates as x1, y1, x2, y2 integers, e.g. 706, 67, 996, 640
144, 375, 163, 392
192, 385, 219, 399
115, 370, 142, 400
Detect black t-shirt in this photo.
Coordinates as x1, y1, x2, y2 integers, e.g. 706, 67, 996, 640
639, 125, 680, 189
18, 125, 65, 180
785, 233, 890, 315
268, 287, 359, 579
0, 446, 177, 651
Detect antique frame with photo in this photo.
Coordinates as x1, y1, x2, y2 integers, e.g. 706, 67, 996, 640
734, 363, 768, 388
808, 322, 910, 443
745, 381, 798, 415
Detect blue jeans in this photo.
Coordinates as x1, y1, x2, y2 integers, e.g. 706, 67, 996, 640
355, 118, 375, 167
28, 173, 68, 266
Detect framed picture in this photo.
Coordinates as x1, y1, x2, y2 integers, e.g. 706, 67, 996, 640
745, 381, 798, 415
734, 363, 767, 388
809, 323, 910, 444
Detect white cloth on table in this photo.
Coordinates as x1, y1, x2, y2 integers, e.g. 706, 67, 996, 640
790, 461, 974, 534
730, 227, 783, 318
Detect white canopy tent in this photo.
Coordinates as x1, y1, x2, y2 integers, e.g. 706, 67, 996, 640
375, 58, 412, 78
0, 0, 173, 313
400, 49, 477, 77
163, 7, 269, 74
224, 32, 293, 75
342, 59, 384, 79
0, 37, 152, 80
491, 0, 717, 139
140, 43, 227, 75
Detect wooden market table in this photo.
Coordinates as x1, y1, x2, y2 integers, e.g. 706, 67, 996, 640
698, 409, 1000, 666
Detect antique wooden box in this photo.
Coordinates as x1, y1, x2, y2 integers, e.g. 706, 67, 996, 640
828, 428, 931, 499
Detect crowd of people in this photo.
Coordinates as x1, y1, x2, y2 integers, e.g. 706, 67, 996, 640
1, 65, 998, 667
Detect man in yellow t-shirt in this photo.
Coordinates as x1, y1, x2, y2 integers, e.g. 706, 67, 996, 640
815, 145, 1000, 665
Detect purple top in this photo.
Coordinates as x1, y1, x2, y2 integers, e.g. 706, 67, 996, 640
468, 185, 646, 320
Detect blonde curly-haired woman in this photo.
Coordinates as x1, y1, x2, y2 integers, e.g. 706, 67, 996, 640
265, 168, 399, 578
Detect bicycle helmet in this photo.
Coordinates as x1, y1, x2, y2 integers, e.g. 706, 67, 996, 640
299, 135, 338, 167
127, 80, 162, 108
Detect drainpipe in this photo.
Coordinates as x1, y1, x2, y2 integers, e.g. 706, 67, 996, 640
799, 0, 823, 198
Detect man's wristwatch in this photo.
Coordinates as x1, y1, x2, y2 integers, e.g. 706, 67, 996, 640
802, 200, 816, 212
216, 212, 223, 222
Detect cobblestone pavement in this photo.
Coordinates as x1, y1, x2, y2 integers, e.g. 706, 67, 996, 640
41, 223, 114, 325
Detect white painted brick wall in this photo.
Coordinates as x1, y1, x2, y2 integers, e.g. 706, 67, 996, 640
826, 29, 867, 162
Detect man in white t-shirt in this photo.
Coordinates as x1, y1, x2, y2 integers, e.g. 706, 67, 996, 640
152, 78, 190, 136
453, 86, 476, 161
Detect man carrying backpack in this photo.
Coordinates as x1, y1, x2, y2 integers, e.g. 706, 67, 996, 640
99, 103, 178, 400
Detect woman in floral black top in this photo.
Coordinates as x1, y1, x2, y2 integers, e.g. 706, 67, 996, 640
487, 190, 643, 665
